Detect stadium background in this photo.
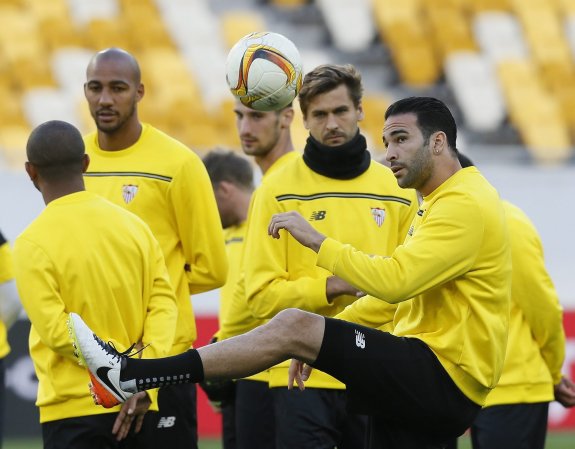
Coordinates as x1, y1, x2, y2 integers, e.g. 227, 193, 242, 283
0, 0, 573, 444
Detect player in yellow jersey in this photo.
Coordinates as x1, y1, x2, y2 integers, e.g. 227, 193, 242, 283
202, 102, 299, 449
454, 154, 575, 449
68, 96, 512, 448
0, 230, 21, 448
240, 64, 417, 449
202, 150, 254, 449
13, 120, 177, 448
81, 48, 227, 448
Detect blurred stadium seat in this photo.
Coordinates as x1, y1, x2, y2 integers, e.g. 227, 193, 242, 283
0, 0, 574, 168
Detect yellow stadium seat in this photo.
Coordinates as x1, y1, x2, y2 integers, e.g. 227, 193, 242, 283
220, 12, 267, 50
84, 18, 134, 52
427, 8, 477, 57
466, 0, 511, 12
270, 0, 309, 7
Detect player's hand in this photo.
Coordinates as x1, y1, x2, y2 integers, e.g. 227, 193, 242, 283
288, 359, 313, 391
326, 276, 365, 303
112, 392, 151, 441
555, 376, 575, 407
268, 211, 326, 252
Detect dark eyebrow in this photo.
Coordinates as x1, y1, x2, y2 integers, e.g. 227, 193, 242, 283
388, 129, 408, 136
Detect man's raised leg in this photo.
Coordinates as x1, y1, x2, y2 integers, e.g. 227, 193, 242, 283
68, 309, 325, 406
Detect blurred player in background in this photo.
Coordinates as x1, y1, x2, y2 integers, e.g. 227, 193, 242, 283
201, 101, 299, 449
455, 154, 575, 449
202, 149, 254, 449
241, 64, 418, 449
82, 48, 227, 449
0, 229, 22, 449
12, 120, 177, 448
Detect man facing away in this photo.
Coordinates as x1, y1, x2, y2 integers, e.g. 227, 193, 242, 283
456, 154, 575, 449
69, 96, 511, 449
82, 47, 227, 447
12, 120, 177, 448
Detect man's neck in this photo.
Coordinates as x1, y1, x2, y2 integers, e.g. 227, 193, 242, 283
97, 122, 143, 151
257, 142, 294, 175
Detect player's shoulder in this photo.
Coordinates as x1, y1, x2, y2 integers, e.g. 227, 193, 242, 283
143, 125, 198, 158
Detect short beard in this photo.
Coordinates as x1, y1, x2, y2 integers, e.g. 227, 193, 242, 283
95, 103, 137, 135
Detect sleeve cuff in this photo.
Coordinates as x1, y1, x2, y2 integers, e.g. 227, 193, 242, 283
316, 237, 345, 273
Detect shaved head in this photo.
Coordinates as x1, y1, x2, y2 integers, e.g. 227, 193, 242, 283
27, 120, 85, 180
87, 47, 141, 84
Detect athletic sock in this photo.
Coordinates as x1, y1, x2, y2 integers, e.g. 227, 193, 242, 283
119, 349, 204, 392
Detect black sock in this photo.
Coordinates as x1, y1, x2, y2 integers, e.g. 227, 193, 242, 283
120, 349, 204, 391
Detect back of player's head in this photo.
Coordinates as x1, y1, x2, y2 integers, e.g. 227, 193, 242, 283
385, 97, 458, 153
298, 64, 363, 116
203, 149, 254, 191
26, 120, 85, 181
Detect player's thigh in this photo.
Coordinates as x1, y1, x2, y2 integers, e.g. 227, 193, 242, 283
471, 402, 549, 449
235, 379, 275, 449
314, 318, 479, 439
42, 414, 119, 449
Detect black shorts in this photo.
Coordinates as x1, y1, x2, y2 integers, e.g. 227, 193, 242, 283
313, 318, 481, 444
272, 385, 367, 449
42, 414, 121, 449
471, 402, 549, 449
234, 379, 275, 449
126, 383, 198, 449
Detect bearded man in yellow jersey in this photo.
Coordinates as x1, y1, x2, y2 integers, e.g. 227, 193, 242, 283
81, 48, 227, 448
0, 230, 22, 448
68, 97, 511, 449
241, 65, 418, 449
12, 120, 177, 449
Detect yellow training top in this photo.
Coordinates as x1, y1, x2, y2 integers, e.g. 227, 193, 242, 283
320, 167, 511, 405
13, 191, 177, 422
484, 201, 565, 406
84, 124, 227, 354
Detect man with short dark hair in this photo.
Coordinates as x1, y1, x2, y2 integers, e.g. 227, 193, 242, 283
13, 120, 177, 448
70, 96, 511, 449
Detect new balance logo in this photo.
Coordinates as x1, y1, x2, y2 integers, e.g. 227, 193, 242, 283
310, 210, 327, 221
157, 416, 176, 428
355, 330, 366, 349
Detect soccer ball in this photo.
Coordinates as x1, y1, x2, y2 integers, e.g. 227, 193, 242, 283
225, 31, 303, 111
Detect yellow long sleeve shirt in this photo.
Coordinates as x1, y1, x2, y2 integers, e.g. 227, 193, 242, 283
0, 238, 13, 359
484, 201, 565, 406
84, 124, 227, 353
245, 157, 418, 388
12, 191, 178, 422
319, 167, 511, 405
217, 151, 301, 383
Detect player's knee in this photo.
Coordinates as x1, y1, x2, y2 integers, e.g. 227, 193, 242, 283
272, 309, 318, 340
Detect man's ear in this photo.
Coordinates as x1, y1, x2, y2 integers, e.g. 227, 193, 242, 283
82, 154, 90, 173
136, 83, 145, 103
432, 131, 447, 154
215, 180, 235, 197
25, 161, 37, 181
280, 107, 294, 128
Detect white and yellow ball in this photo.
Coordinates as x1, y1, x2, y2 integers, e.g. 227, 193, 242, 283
225, 31, 303, 111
